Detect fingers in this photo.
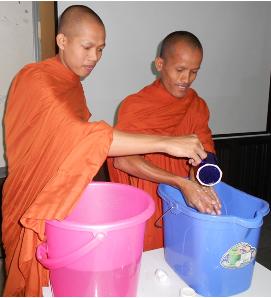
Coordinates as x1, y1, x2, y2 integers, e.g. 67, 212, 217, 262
193, 187, 221, 215
188, 149, 207, 166
190, 197, 206, 214
196, 189, 214, 214
180, 178, 221, 216
187, 136, 207, 166
213, 204, 222, 215
166, 134, 206, 165
188, 157, 201, 167
203, 187, 221, 215
209, 187, 221, 208
196, 145, 207, 160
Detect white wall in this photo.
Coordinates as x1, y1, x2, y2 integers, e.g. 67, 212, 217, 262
0, 2, 35, 169
1, 2, 269, 170
58, 1, 271, 135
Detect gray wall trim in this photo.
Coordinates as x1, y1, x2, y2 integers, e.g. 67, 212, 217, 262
0, 167, 7, 178
32, 1, 41, 61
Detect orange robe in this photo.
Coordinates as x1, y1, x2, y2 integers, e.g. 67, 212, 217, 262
107, 79, 214, 251
2, 56, 113, 296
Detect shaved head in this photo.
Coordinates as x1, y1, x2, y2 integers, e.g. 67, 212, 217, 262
160, 31, 203, 59
56, 5, 106, 78
58, 5, 104, 37
155, 31, 203, 98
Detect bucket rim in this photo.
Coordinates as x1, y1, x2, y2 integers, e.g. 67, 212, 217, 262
46, 182, 155, 232
158, 182, 270, 228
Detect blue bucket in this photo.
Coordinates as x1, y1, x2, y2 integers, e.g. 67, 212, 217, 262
158, 182, 270, 297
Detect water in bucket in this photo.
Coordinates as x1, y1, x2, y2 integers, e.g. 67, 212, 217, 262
36, 182, 154, 296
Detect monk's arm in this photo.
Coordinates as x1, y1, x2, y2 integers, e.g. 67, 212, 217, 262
108, 129, 207, 166
114, 154, 220, 215
114, 154, 186, 186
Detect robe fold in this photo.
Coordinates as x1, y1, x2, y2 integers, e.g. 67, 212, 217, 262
2, 56, 113, 296
107, 79, 214, 251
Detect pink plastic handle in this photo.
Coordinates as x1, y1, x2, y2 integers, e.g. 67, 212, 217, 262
36, 232, 106, 269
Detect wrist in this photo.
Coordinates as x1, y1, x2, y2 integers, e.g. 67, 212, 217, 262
156, 135, 169, 153
172, 176, 189, 190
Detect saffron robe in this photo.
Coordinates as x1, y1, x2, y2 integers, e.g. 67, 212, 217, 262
2, 56, 113, 296
107, 79, 214, 251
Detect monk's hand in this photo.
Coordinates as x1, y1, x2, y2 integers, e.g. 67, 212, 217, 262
165, 134, 207, 166
179, 179, 222, 215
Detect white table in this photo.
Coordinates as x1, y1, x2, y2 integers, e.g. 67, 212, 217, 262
137, 248, 271, 297
43, 248, 271, 297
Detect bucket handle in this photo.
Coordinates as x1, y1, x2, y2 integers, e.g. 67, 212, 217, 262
36, 232, 106, 270
155, 206, 174, 228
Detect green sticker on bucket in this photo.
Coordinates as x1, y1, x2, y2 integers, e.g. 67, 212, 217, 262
220, 242, 256, 269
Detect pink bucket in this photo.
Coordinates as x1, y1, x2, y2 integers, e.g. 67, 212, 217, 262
36, 182, 154, 296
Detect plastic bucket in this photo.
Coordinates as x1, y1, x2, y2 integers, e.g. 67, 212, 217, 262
158, 182, 270, 297
36, 182, 155, 297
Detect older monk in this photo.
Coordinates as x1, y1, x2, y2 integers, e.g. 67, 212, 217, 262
108, 31, 221, 251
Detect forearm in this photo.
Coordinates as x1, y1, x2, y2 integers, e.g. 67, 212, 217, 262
108, 129, 207, 166
108, 129, 165, 157
114, 155, 188, 188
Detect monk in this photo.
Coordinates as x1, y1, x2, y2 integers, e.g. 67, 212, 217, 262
2, 7, 207, 297
107, 31, 222, 251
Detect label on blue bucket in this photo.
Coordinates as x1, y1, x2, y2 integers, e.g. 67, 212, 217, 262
220, 242, 256, 269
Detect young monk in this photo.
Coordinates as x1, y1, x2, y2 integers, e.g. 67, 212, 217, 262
2, 6, 207, 297
107, 31, 222, 251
